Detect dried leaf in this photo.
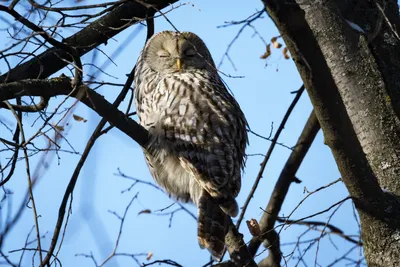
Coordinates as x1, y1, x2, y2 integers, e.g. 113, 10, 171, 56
283, 47, 290, 59
138, 209, 151, 215
273, 42, 282, 49
54, 125, 64, 132
73, 114, 87, 123
271, 36, 282, 49
246, 218, 261, 237
146, 252, 153, 261
260, 44, 271, 59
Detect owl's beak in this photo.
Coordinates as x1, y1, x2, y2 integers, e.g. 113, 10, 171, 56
176, 58, 182, 71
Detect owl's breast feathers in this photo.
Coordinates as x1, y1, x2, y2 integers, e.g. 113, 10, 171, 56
135, 70, 248, 202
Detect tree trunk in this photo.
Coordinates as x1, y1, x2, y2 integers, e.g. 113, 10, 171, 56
298, 0, 400, 199
261, 0, 400, 266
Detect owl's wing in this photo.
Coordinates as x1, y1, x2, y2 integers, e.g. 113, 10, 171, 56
176, 134, 241, 217
170, 79, 247, 216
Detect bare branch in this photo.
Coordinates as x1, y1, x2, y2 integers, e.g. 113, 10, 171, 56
3, 101, 43, 264
143, 259, 183, 267
247, 110, 320, 263
0, 77, 149, 148
1, 75, 258, 265
0, 4, 83, 86
0, 96, 49, 112
39, 59, 138, 266
99, 193, 139, 266
236, 84, 306, 229
0, 0, 178, 82
276, 219, 362, 246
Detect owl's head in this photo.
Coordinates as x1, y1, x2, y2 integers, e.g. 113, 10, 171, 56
141, 31, 215, 74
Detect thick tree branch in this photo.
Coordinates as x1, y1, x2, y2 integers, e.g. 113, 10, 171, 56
0, 0, 178, 82
351, 0, 400, 118
0, 4, 83, 86
262, 0, 400, 266
297, 0, 400, 199
0, 77, 149, 147
225, 217, 257, 267
261, 0, 382, 209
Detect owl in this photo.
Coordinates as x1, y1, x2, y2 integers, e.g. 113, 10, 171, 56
134, 31, 248, 260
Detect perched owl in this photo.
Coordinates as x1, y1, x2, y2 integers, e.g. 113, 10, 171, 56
134, 31, 248, 260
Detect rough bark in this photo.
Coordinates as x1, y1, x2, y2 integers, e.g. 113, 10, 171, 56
261, 0, 400, 266
295, 1, 400, 265
346, 0, 400, 118
298, 0, 400, 200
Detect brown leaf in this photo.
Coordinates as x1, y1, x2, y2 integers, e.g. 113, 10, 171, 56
146, 252, 153, 261
138, 209, 151, 215
246, 218, 261, 237
54, 125, 64, 132
73, 114, 87, 123
283, 47, 290, 59
273, 42, 282, 49
271, 36, 282, 49
260, 44, 271, 59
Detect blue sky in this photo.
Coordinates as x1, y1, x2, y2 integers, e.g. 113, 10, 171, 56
0, 0, 363, 266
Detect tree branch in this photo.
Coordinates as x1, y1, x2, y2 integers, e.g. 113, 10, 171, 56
261, 0, 382, 211
0, 0, 178, 82
0, 77, 149, 147
276, 218, 362, 246
248, 110, 320, 262
297, 0, 400, 197
0, 77, 257, 267
262, 0, 400, 266
236, 84, 306, 229
0, 4, 83, 86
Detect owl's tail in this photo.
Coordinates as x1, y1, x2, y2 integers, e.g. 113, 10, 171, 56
197, 190, 229, 261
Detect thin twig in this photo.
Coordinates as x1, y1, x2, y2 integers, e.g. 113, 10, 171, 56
248, 110, 320, 261
3, 101, 43, 265
275, 219, 362, 246
99, 193, 139, 266
40, 18, 155, 267
236, 85, 306, 229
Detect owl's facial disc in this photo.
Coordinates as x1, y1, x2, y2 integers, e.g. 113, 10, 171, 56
156, 41, 205, 72
144, 31, 215, 74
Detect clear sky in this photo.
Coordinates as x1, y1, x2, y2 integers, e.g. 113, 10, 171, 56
0, 0, 363, 266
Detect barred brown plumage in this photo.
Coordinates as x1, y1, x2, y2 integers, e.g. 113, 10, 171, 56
134, 31, 248, 260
